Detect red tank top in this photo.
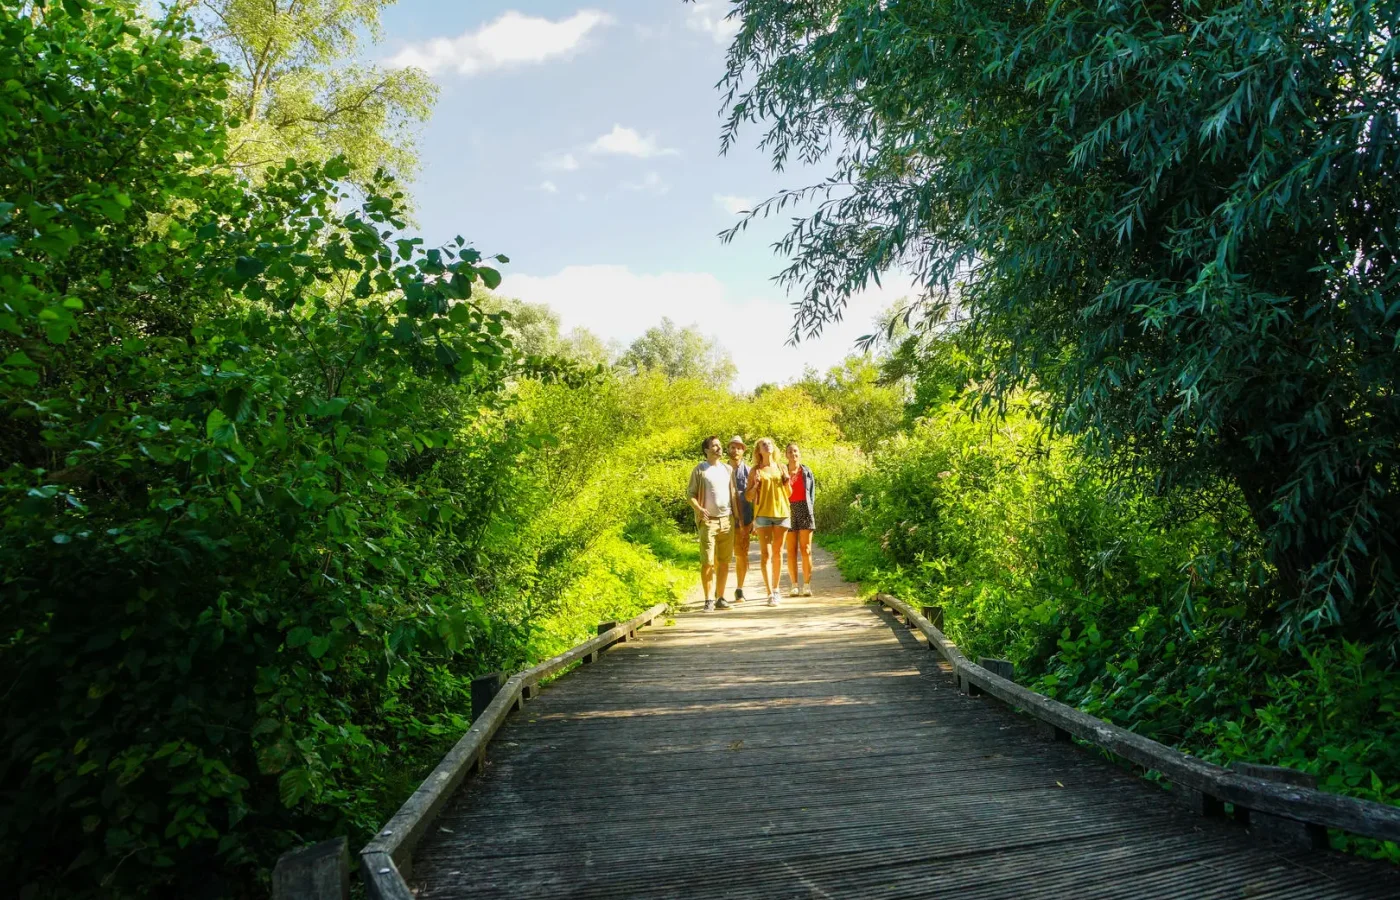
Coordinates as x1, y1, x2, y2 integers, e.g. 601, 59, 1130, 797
789, 468, 806, 503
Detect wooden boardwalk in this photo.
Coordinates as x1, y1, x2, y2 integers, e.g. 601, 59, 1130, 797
411, 548, 1400, 899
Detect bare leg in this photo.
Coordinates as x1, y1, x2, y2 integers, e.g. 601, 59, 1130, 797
785, 531, 799, 588
701, 561, 715, 601
716, 559, 730, 599
734, 524, 751, 593
798, 531, 813, 590
755, 526, 775, 596
769, 526, 788, 594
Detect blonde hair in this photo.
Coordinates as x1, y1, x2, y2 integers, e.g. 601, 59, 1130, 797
754, 438, 790, 483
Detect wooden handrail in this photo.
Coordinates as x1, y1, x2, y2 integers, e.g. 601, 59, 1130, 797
267, 602, 669, 900
874, 593, 1400, 844
359, 602, 668, 898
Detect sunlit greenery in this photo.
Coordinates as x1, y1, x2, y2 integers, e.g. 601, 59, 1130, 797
720, 0, 1400, 644
6, 1, 1400, 895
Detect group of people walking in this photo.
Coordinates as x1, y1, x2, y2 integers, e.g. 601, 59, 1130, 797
687, 435, 815, 611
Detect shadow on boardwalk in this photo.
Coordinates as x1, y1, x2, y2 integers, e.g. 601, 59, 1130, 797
412, 547, 1400, 899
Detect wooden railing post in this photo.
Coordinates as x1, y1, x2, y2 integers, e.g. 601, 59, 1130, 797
272, 837, 349, 900
979, 657, 1015, 682
471, 672, 506, 723
1230, 762, 1329, 849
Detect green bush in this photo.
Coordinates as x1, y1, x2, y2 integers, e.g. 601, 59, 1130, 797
0, 5, 740, 896
831, 394, 1400, 859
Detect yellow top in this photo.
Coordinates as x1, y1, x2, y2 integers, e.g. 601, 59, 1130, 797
746, 463, 791, 520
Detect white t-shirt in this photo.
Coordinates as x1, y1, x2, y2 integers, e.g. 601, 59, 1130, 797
688, 461, 733, 518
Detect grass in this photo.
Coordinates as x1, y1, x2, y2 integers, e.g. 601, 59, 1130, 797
816, 530, 886, 595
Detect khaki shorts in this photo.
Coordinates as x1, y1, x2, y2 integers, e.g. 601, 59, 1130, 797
698, 516, 734, 568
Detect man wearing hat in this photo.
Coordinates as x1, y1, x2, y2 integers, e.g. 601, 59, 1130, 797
726, 435, 754, 603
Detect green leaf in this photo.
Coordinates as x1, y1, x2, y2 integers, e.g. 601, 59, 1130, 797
206, 408, 229, 440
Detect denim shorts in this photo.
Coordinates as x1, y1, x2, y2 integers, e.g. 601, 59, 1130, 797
754, 515, 791, 529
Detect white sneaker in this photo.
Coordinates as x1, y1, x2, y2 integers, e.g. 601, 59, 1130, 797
769, 590, 781, 607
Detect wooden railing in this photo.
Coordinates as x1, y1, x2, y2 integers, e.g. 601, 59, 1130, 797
272, 603, 670, 900
874, 593, 1400, 848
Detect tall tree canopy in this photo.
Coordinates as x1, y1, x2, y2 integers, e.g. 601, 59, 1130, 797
0, 3, 507, 893
717, 0, 1400, 641
618, 317, 737, 388
183, 0, 436, 187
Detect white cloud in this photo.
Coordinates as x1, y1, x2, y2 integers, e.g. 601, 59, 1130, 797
501, 265, 919, 388
714, 194, 754, 215
686, 1, 741, 45
588, 124, 678, 158
388, 10, 610, 76
622, 172, 669, 195
540, 152, 580, 172
538, 180, 559, 193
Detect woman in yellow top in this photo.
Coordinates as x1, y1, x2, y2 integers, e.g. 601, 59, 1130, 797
744, 437, 791, 606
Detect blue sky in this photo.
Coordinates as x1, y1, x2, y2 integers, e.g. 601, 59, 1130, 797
377, 2, 909, 387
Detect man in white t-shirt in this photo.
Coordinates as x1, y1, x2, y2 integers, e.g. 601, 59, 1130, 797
687, 435, 739, 611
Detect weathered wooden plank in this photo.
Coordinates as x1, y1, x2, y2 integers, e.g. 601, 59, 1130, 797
1231, 761, 1329, 849
360, 851, 414, 900
403, 558, 1399, 900
877, 593, 1400, 844
520, 603, 667, 686
271, 837, 349, 900
357, 602, 668, 893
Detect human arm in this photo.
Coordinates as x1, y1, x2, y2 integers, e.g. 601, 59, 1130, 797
744, 466, 761, 502
687, 466, 711, 519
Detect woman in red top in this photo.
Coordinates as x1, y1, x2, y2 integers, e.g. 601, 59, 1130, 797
784, 442, 816, 596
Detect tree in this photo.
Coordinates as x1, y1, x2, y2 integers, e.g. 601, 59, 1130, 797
183, 0, 437, 188
798, 356, 905, 453
0, 3, 512, 895
478, 291, 615, 366
618, 317, 737, 388
715, 0, 1400, 642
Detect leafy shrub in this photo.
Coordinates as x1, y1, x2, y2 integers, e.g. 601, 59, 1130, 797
0, 5, 705, 896
832, 393, 1400, 859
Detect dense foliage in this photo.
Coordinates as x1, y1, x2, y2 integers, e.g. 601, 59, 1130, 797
717, 0, 1400, 643
189, 0, 437, 188
822, 337, 1400, 859
0, 3, 531, 894
0, 11, 874, 895
10, 0, 1397, 893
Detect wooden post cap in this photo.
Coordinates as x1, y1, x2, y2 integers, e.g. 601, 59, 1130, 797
272, 836, 349, 900
978, 657, 1015, 682
470, 671, 506, 722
